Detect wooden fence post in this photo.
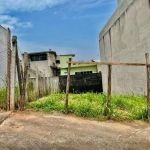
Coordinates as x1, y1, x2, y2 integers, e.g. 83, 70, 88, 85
20, 52, 28, 110
43, 69, 46, 95
16, 42, 22, 96
7, 28, 11, 111
47, 77, 50, 93
36, 66, 39, 97
145, 53, 150, 123
107, 65, 112, 119
65, 58, 72, 115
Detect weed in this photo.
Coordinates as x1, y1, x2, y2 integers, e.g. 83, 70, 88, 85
26, 92, 148, 121
0, 88, 7, 109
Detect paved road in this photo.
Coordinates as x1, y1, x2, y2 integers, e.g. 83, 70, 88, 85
0, 111, 150, 150
0, 111, 12, 124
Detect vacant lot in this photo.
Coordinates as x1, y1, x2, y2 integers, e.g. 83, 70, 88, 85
27, 93, 147, 121
0, 111, 150, 150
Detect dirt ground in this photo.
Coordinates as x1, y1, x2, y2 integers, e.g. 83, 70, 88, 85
0, 111, 150, 150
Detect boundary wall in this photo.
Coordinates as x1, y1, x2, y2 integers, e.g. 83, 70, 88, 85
99, 0, 150, 94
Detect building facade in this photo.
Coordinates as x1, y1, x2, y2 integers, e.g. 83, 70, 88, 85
22, 51, 59, 78
23, 52, 101, 78
99, 0, 150, 95
56, 54, 75, 75
57, 54, 100, 75
70, 64, 98, 75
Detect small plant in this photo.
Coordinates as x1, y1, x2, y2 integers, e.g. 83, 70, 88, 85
27, 81, 36, 102
0, 78, 7, 110
0, 88, 7, 110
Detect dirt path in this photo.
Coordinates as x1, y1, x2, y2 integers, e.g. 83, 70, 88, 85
0, 111, 150, 150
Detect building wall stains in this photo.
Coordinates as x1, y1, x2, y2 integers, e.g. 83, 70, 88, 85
99, 0, 150, 95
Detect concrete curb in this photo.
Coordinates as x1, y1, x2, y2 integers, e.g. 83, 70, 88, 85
0, 111, 12, 125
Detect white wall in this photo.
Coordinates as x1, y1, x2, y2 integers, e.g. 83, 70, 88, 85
117, 0, 124, 6
29, 76, 60, 93
29, 60, 49, 78
100, 0, 150, 95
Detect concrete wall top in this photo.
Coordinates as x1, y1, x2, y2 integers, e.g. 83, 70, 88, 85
99, 0, 134, 40
118, 0, 124, 6
0, 25, 7, 31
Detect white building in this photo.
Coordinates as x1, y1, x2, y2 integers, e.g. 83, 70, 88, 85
22, 50, 60, 78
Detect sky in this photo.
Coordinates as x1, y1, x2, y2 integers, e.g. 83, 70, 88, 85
0, 0, 117, 61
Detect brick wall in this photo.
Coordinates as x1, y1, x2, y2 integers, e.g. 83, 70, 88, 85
59, 73, 103, 93
99, 0, 150, 95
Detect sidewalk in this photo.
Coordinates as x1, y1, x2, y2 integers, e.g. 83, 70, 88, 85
0, 111, 12, 124
0, 111, 150, 150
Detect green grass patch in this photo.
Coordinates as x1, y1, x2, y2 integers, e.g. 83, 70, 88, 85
0, 88, 7, 110
0, 86, 22, 110
26, 93, 148, 121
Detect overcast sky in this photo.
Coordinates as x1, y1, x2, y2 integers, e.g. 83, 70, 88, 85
0, 0, 117, 61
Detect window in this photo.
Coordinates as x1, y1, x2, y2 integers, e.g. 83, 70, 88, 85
75, 71, 92, 75
56, 69, 60, 76
30, 54, 47, 61
64, 72, 68, 74
56, 60, 60, 64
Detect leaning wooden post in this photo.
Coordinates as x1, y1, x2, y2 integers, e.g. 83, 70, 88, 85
145, 53, 150, 123
107, 64, 112, 119
65, 58, 72, 115
16, 42, 22, 96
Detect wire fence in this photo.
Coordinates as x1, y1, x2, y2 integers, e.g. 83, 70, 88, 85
0, 27, 10, 110
0, 31, 52, 111
0, 49, 7, 110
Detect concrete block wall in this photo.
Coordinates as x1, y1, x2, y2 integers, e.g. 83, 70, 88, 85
59, 73, 103, 93
0, 26, 7, 87
99, 0, 150, 95
28, 77, 60, 93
